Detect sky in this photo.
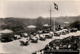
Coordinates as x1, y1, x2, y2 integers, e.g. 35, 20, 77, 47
0, 0, 80, 18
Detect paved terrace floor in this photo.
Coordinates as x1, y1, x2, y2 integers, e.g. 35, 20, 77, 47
0, 31, 80, 54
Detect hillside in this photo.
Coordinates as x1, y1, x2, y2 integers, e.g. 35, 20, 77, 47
0, 16, 80, 30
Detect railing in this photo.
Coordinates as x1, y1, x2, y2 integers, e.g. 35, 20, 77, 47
44, 50, 79, 54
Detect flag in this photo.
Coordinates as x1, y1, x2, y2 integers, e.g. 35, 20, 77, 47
54, 2, 58, 11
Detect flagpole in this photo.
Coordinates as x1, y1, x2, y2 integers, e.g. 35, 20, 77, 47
52, 2, 56, 32
54, 15, 55, 32
49, 1, 58, 32
53, 2, 58, 32
50, 4, 52, 30
49, 1, 56, 32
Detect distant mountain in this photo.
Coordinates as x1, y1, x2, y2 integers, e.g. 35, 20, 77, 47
0, 16, 80, 29
0, 18, 5, 29
51, 16, 80, 25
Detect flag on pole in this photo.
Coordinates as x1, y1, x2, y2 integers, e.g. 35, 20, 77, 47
54, 2, 58, 11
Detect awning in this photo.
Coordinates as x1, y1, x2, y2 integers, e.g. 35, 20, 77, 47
0, 29, 13, 34
27, 25, 36, 28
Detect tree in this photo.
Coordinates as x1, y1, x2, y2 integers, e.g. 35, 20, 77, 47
35, 16, 43, 30
3, 17, 25, 33
69, 21, 80, 30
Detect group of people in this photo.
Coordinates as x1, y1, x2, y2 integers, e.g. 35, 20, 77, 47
32, 28, 79, 54
33, 36, 80, 54
0, 28, 78, 47
19, 28, 71, 46
19, 30, 54, 46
